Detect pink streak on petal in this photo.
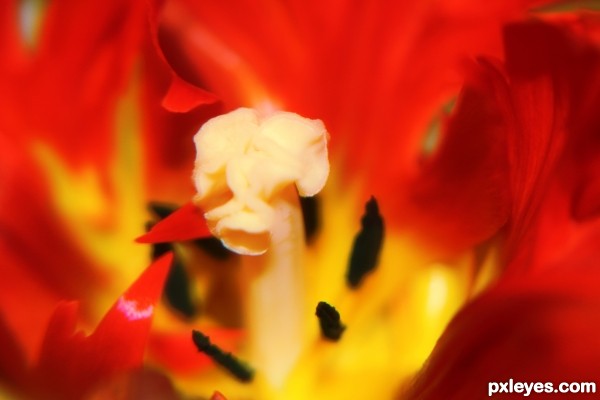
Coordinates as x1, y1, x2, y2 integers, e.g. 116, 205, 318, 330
117, 296, 155, 321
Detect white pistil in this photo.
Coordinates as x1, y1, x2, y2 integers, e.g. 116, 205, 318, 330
192, 108, 329, 390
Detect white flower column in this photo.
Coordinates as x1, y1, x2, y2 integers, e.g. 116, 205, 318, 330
192, 108, 329, 391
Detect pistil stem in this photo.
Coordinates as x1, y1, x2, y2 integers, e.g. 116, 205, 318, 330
242, 186, 306, 392
191, 107, 329, 395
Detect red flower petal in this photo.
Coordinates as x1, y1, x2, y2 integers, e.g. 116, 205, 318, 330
0, 0, 25, 74
405, 267, 600, 400
33, 253, 172, 399
147, 0, 218, 112
140, 0, 223, 202
85, 368, 180, 400
399, 59, 510, 253
2, 0, 148, 169
402, 17, 600, 261
33, 301, 86, 398
136, 202, 212, 243
0, 312, 28, 392
572, 174, 600, 221
89, 252, 173, 366
500, 19, 600, 268
0, 140, 104, 361
162, 73, 220, 113
156, 0, 554, 214
141, 36, 224, 202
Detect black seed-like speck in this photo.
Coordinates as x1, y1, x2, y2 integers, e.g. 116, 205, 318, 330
316, 301, 346, 341
193, 237, 231, 260
164, 253, 198, 318
148, 202, 177, 220
346, 196, 385, 289
151, 240, 172, 261
300, 195, 321, 244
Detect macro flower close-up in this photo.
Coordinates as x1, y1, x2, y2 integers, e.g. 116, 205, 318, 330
2, 0, 600, 399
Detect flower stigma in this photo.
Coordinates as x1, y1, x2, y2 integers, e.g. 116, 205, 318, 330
193, 107, 329, 255
192, 107, 330, 392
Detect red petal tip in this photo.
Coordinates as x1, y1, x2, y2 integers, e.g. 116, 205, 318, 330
162, 75, 220, 113
136, 202, 212, 244
210, 391, 228, 400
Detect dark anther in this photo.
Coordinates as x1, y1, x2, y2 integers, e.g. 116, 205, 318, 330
300, 195, 321, 244
151, 240, 172, 261
191, 330, 255, 382
346, 196, 385, 289
146, 217, 198, 318
316, 301, 346, 341
193, 237, 231, 260
164, 254, 198, 318
148, 202, 177, 219
145, 221, 173, 260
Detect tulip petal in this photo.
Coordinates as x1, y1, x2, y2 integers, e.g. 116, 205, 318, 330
403, 59, 510, 253
34, 253, 172, 398
14, 0, 147, 168
85, 368, 180, 400
0, 0, 25, 74
147, 0, 219, 112
501, 19, 600, 268
90, 253, 173, 365
156, 0, 556, 204
405, 267, 600, 400
404, 17, 600, 261
0, 312, 28, 391
0, 141, 103, 361
162, 74, 220, 113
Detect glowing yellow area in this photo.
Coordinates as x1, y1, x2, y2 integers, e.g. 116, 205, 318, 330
0, 386, 17, 400
471, 246, 502, 296
31, 82, 149, 318
171, 167, 474, 399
